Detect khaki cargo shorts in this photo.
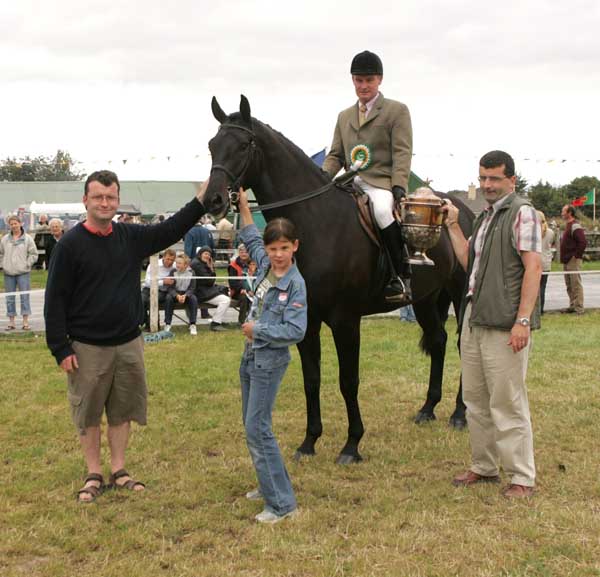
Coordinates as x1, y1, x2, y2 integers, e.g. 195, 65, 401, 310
67, 336, 147, 434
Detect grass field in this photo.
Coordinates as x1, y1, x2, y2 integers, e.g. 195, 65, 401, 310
1, 314, 599, 577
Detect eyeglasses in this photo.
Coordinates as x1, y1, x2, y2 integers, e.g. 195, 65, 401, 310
87, 194, 119, 203
478, 175, 507, 184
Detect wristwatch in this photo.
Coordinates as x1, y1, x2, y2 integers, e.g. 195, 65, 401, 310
515, 317, 530, 327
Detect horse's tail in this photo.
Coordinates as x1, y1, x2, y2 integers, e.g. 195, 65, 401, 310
416, 288, 452, 357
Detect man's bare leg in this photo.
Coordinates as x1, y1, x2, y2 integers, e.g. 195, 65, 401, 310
78, 426, 103, 502
107, 421, 144, 491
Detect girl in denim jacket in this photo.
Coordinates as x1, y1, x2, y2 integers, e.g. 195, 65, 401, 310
237, 188, 307, 524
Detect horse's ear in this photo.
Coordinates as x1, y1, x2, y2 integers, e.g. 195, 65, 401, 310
240, 95, 251, 124
211, 97, 228, 124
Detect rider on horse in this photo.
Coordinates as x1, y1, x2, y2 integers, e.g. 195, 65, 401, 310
322, 50, 412, 304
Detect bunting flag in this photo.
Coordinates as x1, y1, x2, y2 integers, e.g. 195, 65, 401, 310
310, 148, 326, 167
572, 189, 595, 207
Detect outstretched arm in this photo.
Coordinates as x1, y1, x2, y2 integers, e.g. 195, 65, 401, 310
238, 187, 254, 228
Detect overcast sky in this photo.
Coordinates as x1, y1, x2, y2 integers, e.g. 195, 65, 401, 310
2, 0, 600, 191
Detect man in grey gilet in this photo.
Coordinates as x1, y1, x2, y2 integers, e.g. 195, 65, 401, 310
443, 150, 542, 499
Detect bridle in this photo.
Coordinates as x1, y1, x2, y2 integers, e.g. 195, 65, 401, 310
209, 123, 257, 206
209, 122, 351, 213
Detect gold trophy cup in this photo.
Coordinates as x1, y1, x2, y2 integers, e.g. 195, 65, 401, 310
400, 187, 445, 266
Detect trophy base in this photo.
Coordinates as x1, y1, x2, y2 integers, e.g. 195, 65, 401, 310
407, 251, 435, 267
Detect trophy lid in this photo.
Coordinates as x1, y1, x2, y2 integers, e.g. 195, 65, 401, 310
406, 186, 440, 203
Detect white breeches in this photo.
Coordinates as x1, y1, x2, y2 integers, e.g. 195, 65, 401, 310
205, 294, 230, 324
354, 176, 395, 228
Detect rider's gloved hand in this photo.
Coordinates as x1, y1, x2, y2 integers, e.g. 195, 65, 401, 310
392, 186, 406, 202
392, 186, 406, 214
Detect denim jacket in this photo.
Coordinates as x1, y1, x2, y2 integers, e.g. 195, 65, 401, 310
239, 224, 308, 369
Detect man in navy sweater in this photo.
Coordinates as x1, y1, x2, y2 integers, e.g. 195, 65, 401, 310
45, 170, 208, 502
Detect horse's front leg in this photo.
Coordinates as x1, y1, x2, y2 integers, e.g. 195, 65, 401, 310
331, 315, 363, 464
294, 318, 323, 460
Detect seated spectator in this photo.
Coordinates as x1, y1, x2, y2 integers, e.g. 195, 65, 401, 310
191, 246, 231, 332
164, 254, 198, 335
141, 248, 176, 330
46, 218, 64, 265
228, 243, 252, 324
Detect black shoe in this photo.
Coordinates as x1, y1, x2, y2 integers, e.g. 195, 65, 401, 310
210, 322, 226, 332
384, 277, 411, 304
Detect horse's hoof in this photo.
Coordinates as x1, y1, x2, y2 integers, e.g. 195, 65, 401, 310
449, 415, 467, 431
294, 449, 315, 462
414, 411, 436, 424
335, 453, 363, 465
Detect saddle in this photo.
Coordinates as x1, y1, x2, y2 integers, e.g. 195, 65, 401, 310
335, 182, 381, 248
335, 182, 390, 297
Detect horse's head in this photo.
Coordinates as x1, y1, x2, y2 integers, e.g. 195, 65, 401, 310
204, 95, 259, 218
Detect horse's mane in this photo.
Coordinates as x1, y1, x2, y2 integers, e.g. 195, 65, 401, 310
226, 112, 326, 180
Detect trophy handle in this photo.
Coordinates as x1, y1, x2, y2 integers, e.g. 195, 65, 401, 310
439, 198, 449, 226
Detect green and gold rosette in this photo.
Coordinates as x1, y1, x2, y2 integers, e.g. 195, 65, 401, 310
349, 144, 372, 171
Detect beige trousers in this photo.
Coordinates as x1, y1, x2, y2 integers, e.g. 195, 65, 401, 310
460, 303, 536, 487
564, 257, 584, 313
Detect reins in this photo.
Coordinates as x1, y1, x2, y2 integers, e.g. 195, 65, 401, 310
246, 181, 334, 213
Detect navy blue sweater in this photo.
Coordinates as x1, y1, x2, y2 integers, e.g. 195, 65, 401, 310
45, 198, 206, 364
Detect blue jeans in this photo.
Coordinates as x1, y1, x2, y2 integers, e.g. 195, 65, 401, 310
240, 347, 296, 516
4, 273, 31, 317
399, 304, 416, 322
164, 293, 198, 324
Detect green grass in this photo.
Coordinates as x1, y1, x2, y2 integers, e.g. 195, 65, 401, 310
0, 269, 48, 290
1, 314, 600, 576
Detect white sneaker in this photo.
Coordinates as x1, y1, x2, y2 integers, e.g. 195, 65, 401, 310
189, 324, 197, 336
245, 488, 262, 501
255, 508, 297, 524
164, 324, 171, 332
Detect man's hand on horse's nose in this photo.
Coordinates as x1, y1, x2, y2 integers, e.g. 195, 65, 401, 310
196, 178, 210, 202
238, 187, 248, 206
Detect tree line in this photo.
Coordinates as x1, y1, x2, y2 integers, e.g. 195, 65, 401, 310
0, 150, 85, 182
526, 175, 599, 220
2, 150, 598, 221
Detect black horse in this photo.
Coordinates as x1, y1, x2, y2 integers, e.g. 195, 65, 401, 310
204, 95, 474, 464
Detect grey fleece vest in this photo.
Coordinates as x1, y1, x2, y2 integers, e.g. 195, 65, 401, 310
460, 193, 541, 331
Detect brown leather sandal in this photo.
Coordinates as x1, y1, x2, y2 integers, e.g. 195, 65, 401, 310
109, 468, 146, 491
77, 473, 105, 503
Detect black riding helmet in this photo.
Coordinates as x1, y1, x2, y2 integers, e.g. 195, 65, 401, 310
350, 51, 383, 75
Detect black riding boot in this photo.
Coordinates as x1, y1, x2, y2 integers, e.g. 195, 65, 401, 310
380, 222, 412, 304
